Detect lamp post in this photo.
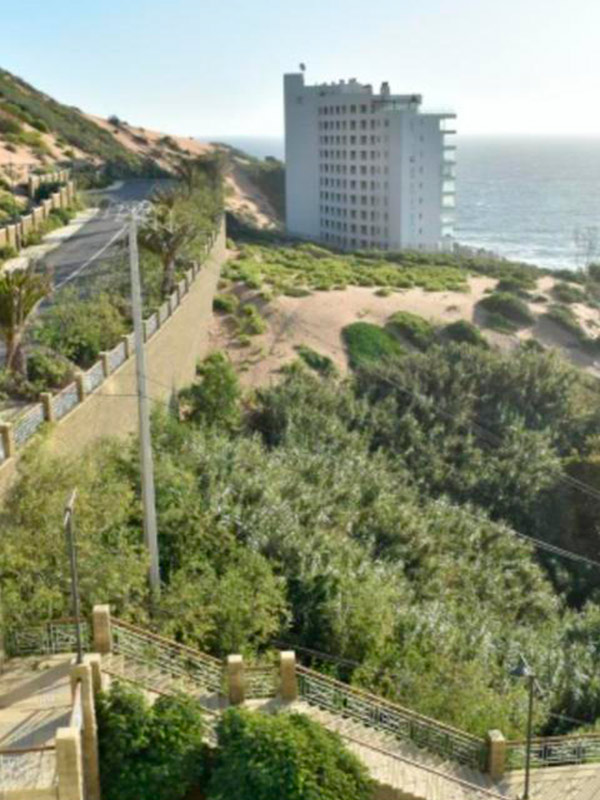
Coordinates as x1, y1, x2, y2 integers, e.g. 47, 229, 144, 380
510, 660, 535, 800
64, 490, 84, 665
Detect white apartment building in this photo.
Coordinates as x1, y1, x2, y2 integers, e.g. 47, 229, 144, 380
284, 72, 456, 252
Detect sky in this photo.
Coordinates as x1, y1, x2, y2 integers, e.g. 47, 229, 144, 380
2, 0, 599, 139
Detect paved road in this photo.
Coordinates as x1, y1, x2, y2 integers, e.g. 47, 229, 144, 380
42, 179, 170, 290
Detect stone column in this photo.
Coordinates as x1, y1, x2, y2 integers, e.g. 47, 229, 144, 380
279, 651, 298, 702
84, 653, 103, 694
227, 655, 245, 706
40, 392, 55, 422
70, 664, 101, 800
0, 423, 15, 459
122, 334, 131, 360
56, 727, 85, 800
100, 352, 110, 378
75, 373, 86, 403
92, 605, 112, 654
487, 729, 506, 780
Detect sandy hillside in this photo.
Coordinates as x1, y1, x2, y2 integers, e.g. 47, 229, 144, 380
210, 273, 600, 387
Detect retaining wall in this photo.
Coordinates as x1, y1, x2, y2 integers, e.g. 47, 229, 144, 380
0, 218, 226, 496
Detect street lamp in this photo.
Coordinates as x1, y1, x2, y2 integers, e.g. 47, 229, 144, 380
64, 490, 84, 665
510, 659, 535, 800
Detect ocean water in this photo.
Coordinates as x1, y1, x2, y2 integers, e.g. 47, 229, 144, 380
215, 135, 600, 271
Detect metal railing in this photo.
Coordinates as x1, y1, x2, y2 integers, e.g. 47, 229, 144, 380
506, 733, 600, 769
111, 618, 225, 695
244, 665, 278, 699
6, 618, 90, 657
297, 666, 487, 771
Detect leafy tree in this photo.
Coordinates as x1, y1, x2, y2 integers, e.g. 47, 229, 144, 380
0, 263, 51, 374
179, 352, 241, 429
96, 682, 206, 800
208, 709, 372, 800
139, 189, 196, 296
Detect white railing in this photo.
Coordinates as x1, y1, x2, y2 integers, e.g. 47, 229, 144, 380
6, 619, 90, 657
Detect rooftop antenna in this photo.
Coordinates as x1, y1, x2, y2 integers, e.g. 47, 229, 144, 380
299, 63, 306, 72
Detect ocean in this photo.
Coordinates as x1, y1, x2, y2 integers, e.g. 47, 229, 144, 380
215, 135, 600, 271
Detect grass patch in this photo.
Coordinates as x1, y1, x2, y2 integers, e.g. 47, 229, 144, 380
386, 311, 436, 351
442, 319, 489, 348
478, 292, 535, 328
238, 304, 267, 335
295, 345, 338, 377
342, 322, 403, 368
544, 304, 587, 339
552, 282, 587, 304
213, 294, 239, 314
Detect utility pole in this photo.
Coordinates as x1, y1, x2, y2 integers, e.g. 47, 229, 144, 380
129, 215, 161, 600
64, 490, 83, 665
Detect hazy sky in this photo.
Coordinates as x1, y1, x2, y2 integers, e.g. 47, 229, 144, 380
3, 0, 599, 138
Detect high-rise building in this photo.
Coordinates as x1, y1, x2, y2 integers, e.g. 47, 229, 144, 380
284, 73, 456, 252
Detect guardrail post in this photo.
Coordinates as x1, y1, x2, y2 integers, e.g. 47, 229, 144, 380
279, 651, 298, 702
75, 372, 86, 403
40, 392, 55, 422
487, 729, 506, 780
122, 334, 132, 359
56, 727, 85, 800
92, 605, 112, 654
100, 352, 110, 378
0, 423, 15, 458
227, 655, 245, 705
70, 664, 101, 800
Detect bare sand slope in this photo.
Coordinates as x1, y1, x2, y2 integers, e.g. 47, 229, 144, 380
211, 275, 600, 387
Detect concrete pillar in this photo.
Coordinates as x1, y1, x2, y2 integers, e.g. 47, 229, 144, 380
92, 605, 112, 654
40, 392, 55, 422
51, 192, 61, 210
100, 351, 110, 378
60, 186, 69, 209
487, 729, 506, 780
56, 727, 85, 800
227, 655, 245, 706
75, 372, 86, 403
70, 664, 101, 800
6, 224, 17, 251
42, 198, 52, 218
0, 227, 7, 249
84, 654, 103, 695
122, 334, 131, 360
0, 423, 15, 459
279, 651, 298, 702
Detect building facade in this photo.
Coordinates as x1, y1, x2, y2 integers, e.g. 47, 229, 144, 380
284, 73, 456, 252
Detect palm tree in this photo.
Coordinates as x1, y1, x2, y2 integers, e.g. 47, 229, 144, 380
0, 263, 52, 375
139, 190, 196, 297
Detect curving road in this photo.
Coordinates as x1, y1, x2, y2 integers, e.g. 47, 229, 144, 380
42, 178, 170, 290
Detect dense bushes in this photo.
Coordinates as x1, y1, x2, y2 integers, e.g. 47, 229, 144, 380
97, 683, 206, 800
478, 291, 535, 327
552, 282, 586, 304
208, 709, 372, 800
386, 310, 436, 350
442, 319, 489, 348
342, 322, 403, 367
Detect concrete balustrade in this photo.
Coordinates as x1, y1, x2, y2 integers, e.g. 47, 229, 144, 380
0, 423, 15, 458
227, 655, 245, 705
56, 727, 85, 800
92, 605, 112, 654
279, 651, 298, 702
486, 729, 506, 779
70, 665, 101, 800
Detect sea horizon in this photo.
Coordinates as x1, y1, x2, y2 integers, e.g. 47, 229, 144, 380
202, 134, 600, 272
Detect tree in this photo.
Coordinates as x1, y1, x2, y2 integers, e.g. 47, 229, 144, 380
138, 189, 196, 296
179, 351, 241, 429
208, 709, 372, 800
0, 263, 51, 374
96, 682, 206, 800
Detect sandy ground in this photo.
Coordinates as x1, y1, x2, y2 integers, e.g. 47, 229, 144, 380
225, 162, 280, 230
210, 274, 600, 387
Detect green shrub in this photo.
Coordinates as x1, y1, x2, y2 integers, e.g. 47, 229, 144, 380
97, 682, 206, 800
208, 709, 372, 800
33, 290, 127, 368
26, 349, 73, 391
239, 304, 267, 335
179, 352, 241, 429
478, 292, 535, 327
213, 293, 239, 314
552, 282, 586, 304
375, 287, 392, 297
0, 113, 22, 136
484, 311, 519, 334
442, 319, 489, 348
386, 311, 436, 350
296, 345, 338, 377
342, 322, 403, 368
544, 304, 586, 339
